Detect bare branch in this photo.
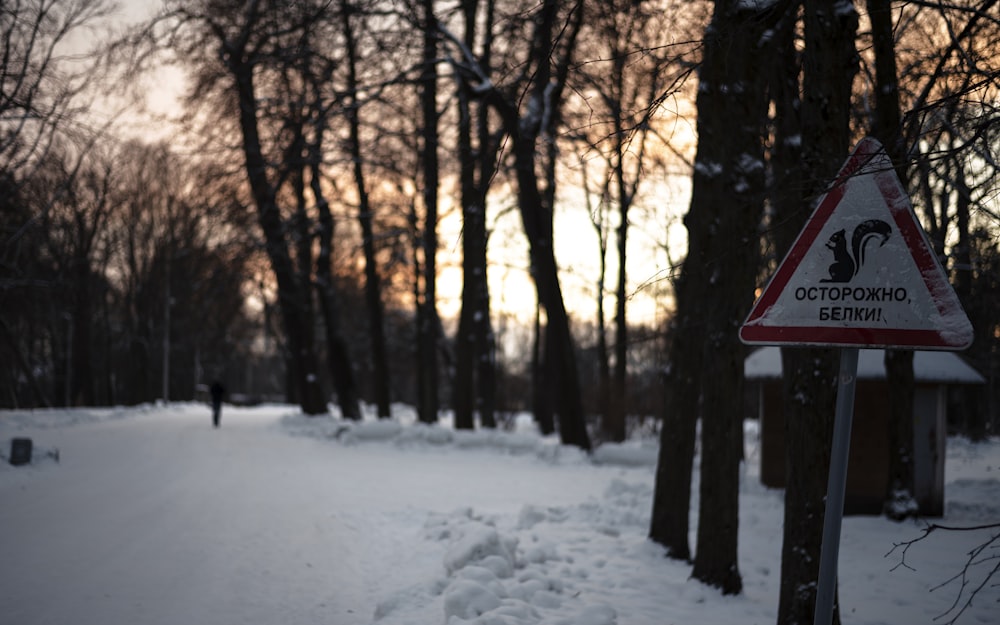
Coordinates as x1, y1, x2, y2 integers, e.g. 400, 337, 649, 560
885, 522, 1000, 625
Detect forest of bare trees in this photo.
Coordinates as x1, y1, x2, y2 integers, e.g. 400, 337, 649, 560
2, 0, 999, 622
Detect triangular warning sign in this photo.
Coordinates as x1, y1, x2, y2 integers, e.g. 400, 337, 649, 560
740, 137, 973, 350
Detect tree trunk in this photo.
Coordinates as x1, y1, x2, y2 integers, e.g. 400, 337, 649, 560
609, 156, 628, 444
453, 75, 477, 430
777, 1, 858, 622
454, 216, 493, 430
486, 0, 589, 450
0, 317, 50, 408
512, 131, 590, 450
292, 132, 320, 407
778, 347, 840, 624
867, 0, 918, 519
651, 0, 774, 590
952, 161, 984, 440
409, 196, 431, 423
71, 261, 95, 406
650, 308, 700, 561
884, 349, 916, 516
533, 306, 555, 436
608, 57, 630, 443
355, 139, 391, 420
686, 0, 772, 595
312, 140, 361, 421
473, 1, 499, 431
230, 59, 325, 416
453, 146, 497, 429
594, 211, 612, 441
417, 0, 440, 424
342, 5, 391, 419
453, 0, 498, 430
445, 0, 584, 444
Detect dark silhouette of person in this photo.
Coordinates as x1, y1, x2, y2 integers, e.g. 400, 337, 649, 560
210, 381, 225, 428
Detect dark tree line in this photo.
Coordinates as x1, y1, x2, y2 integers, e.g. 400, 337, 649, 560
650, 2, 999, 624
2, 136, 258, 407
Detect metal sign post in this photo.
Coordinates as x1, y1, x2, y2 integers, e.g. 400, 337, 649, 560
813, 347, 858, 625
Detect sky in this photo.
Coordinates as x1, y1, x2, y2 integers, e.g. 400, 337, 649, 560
433, 174, 691, 328
2, 401, 998, 625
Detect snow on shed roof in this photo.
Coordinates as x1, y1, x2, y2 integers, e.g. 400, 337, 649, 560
744, 347, 985, 384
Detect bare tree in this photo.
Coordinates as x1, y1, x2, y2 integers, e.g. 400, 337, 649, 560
895, 0, 1000, 440
1, 0, 116, 407
0, 131, 257, 409
305, 74, 362, 420
450, 0, 500, 431
865, 0, 918, 521
161, 0, 333, 414
8, 145, 113, 407
0, 0, 114, 185
568, 0, 693, 443
145, 0, 424, 416
338, 0, 392, 418
102, 140, 255, 405
579, 154, 612, 433
413, 0, 442, 424
443, 0, 590, 449
887, 522, 1000, 625
650, 3, 777, 594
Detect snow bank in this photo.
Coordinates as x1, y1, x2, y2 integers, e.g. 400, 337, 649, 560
279, 409, 1000, 625
0, 404, 160, 431
280, 414, 652, 468
373, 492, 642, 625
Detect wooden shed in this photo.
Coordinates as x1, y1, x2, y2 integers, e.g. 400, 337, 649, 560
745, 347, 985, 516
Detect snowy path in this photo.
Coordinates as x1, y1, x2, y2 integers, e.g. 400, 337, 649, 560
0, 405, 633, 625
2, 406, 401, 624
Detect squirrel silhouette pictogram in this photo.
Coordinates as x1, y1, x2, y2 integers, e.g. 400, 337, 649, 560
821, 219, 892, 283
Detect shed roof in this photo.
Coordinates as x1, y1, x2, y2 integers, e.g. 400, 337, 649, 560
744, 347, 985, 384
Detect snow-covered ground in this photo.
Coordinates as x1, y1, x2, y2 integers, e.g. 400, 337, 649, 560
1, 402, 997, 625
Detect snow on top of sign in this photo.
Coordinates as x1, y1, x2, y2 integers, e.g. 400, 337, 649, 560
744, 346, 985, 384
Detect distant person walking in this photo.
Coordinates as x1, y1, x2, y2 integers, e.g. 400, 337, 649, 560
210, 381, 225, 428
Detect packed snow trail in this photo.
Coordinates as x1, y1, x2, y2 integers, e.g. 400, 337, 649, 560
0, 404, 636, 625
1, 405, 404, 624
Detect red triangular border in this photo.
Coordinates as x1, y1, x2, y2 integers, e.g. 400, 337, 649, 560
739, 137, 972, 350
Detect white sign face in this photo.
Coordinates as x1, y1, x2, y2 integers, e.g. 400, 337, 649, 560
740, 137, 973, 349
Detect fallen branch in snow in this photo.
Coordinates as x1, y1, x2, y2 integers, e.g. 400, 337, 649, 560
885, 522, 1000, 625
